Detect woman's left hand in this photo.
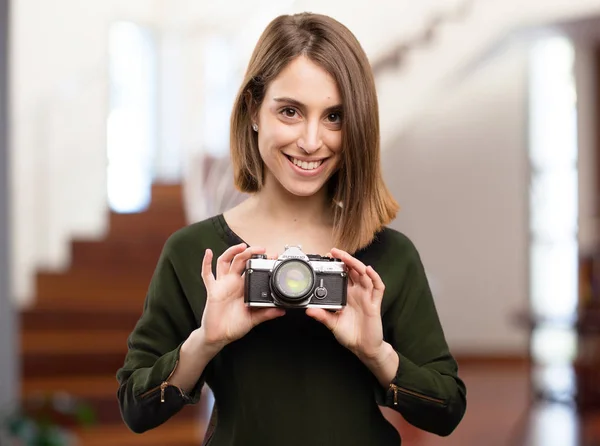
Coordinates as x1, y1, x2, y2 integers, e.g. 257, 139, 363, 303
305, 248, 386, 362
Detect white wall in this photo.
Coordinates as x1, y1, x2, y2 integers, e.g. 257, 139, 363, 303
9, 0, 245, 305
10, 0, 600, 315
375, 0, 600, 149
382, 39, 530, 354
10, 0, 163, 305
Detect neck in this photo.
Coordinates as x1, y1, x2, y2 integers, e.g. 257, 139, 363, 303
246, 175, 333, 228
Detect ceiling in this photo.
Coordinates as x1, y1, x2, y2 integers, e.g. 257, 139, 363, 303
160, 0, 466, 62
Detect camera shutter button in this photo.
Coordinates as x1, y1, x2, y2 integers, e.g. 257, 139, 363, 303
315, 287, 328, 299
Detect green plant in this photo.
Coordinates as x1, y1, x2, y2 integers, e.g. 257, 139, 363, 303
1, 392, 95, 446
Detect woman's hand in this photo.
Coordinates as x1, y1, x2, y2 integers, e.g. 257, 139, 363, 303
306, 248, 385, 359
170, 244, 285, 393
306, 248, 398, 385
197, 243, 285, 355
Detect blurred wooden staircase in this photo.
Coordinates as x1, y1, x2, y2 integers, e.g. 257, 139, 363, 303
20, 184, 210, 445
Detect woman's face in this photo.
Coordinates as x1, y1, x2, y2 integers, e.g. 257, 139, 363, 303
255, 56, 343, 197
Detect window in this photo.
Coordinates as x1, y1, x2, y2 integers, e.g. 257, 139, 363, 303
528, 35, 578, 400
107, 22, 158, 213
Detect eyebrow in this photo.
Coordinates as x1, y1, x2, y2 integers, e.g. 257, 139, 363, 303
272, 97, 342, 112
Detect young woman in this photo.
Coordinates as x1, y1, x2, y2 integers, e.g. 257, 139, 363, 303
117, 12, 466, 445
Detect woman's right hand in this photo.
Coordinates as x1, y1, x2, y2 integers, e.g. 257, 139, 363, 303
196, 243, 285, 354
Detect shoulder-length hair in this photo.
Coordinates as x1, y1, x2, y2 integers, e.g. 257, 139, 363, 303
230, 12, 399, 253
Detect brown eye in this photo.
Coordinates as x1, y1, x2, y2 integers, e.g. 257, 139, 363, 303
282, 108, 297, 118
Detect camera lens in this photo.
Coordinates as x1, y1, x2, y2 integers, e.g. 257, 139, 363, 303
272, 259, 315, 302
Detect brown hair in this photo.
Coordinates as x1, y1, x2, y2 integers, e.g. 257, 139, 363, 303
230, 12, 399, 253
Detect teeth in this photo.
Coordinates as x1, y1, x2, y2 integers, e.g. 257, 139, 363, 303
291, 157, 323, 170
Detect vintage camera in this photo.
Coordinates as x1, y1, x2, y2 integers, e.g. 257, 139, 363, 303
244, 245, 347, 309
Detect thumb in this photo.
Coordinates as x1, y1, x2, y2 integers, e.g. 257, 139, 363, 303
305, 307, 338, 332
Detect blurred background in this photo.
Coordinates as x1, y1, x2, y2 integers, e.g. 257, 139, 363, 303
1, 0, 600, 445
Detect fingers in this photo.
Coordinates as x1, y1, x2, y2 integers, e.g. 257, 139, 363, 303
331, 248, 385, 304
201, 249, 215, 289
366, 266, 385, 303
230, 246, 267, 276
331, 248, 372, 289
216, 243, 267, 278
330, 248, 367, 274
348, 268, 361, 287
216, 243, 248, 278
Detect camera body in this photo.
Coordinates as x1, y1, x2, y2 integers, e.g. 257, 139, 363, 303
244, 245, 347, 309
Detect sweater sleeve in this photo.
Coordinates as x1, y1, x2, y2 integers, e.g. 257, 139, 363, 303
116, 234, 206, 434
374, 233, 467, 437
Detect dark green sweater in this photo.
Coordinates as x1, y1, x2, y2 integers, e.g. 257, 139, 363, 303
116, 214, 466, 445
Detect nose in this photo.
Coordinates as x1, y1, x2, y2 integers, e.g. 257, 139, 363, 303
297, 121, 323, 154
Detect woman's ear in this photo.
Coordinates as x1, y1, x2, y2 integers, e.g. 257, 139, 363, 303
250, 112, 260, 132
244, 89, 262, 129
244, 90, 257, 118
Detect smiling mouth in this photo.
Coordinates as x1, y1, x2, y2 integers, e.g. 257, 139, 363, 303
285, 155, 325, 171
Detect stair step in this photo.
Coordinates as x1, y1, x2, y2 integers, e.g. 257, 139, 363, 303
73, 419, 206, 446
22, 375, 211, 403
149, 183, 184, 207
22, 329, 130, 355
33, 297, 146, 311
108, 210, 186, 240
70, 239, 166, 272
36, 270, 151, 302
23, 352, 127, 379
23, 375, 120, 399
17, 183, 202, 437
21, 308, 141, 331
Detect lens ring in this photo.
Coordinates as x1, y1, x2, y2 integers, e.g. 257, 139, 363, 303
271, 259, 315, 301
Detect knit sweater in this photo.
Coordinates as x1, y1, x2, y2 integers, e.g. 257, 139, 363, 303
117, 214, 467, 445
